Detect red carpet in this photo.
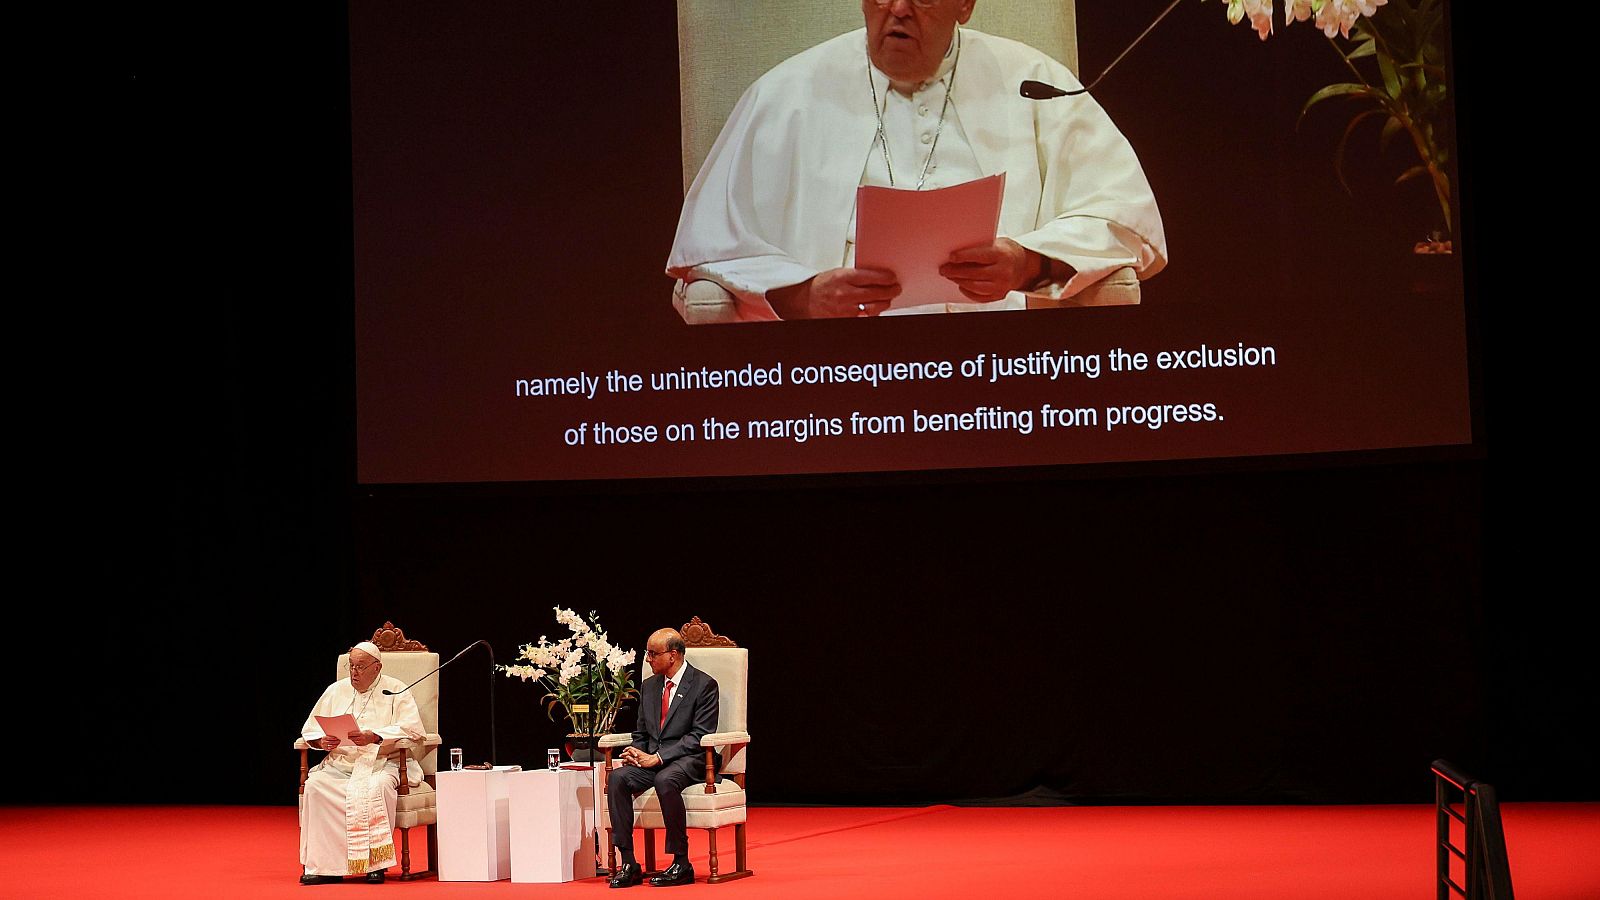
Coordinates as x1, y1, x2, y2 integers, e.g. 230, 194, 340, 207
5, 804, 1598, 899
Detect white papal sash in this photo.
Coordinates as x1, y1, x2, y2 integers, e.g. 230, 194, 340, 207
343, 744, 394, 874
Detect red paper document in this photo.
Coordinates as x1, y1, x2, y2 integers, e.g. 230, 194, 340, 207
314, 714, 360, 746
855, 173, 1006, 309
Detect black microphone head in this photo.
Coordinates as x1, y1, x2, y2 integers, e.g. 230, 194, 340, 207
382, 689, 398, 695
1020, 79, 1069, 100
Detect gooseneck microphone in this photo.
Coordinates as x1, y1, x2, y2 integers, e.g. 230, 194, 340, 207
384, 640, 487, 694
1020, 80, 1074, 100
384, 639, 498, 765
1022, 0, 1185, 99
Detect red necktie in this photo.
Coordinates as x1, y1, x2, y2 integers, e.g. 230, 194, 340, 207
660, 679, 673, 728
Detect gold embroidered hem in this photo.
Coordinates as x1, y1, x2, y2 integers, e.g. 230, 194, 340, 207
347, 843, 394, 875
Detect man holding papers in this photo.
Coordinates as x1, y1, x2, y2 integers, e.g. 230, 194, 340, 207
666, 0, 1166, 320
297, 641, 425, 884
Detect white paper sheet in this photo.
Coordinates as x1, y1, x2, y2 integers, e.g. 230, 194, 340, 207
855, 173, 1006, 309
314, 713, 359, 745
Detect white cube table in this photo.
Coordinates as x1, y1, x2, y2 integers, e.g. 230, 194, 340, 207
509, 768, 598, 883
436, 768, 516, 881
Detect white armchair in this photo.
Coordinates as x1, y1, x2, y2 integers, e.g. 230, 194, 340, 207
601, 617, 751, 883
671, 0, 1138, 324
294, 622, 443, 880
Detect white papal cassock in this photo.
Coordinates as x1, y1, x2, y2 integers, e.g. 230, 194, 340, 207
667, 27, 1166, 319
299, 673, 424, 876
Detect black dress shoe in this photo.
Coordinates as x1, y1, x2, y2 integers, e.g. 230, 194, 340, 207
609, 862, 644, 888
299, 874, 342, 885
648, 862, 695, 887
365, 870, 385, 884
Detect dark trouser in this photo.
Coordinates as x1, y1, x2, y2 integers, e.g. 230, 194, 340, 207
608, 754, 707, 856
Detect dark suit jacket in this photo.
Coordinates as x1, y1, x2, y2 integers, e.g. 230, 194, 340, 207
631, 663, 720, 767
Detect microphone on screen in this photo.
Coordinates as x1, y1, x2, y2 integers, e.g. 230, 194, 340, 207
1020, 80, 1077, 100
1023, 0, 1187, 98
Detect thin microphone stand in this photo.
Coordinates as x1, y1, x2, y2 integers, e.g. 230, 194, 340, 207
385, 640, 498, 765
1023, 0, 1186, 98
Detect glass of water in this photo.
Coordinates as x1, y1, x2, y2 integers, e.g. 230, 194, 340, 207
547, 748, 560, 772
449, 748, 463, 771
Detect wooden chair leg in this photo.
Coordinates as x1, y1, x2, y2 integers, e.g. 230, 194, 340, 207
395, 825, 437, 881
707, 822, 753, 883
708, 827, 720, 878
643, 828, 657, 874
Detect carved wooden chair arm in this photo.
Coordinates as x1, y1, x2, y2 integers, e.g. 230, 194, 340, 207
699, 731, 750, 793
293, 733, 441, 795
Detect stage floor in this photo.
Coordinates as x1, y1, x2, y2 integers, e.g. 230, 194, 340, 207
6, 804, 1598, 899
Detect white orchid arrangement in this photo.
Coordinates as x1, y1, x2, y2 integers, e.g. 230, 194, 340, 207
1210, 0, 1453, 243
500, 607, 639, 736
1218, 0, 1389, 42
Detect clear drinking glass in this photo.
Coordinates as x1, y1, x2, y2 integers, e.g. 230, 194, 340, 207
547, 749, 560, 772
449, 748, 463, 771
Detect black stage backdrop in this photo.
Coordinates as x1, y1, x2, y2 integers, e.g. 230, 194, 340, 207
54, 2, 1589, 808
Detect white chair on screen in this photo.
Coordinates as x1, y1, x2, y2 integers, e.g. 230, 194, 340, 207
670, 0, 1140, 324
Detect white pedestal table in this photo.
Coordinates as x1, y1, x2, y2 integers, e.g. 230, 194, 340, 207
436, 767, 520, 881
509, 767, 599, 883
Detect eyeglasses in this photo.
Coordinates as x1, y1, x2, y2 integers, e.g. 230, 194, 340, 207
870, 0, 944, 9
644, 649, 678, 659
349, 660, 378, 673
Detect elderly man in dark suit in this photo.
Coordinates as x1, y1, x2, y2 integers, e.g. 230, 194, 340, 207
608, 627, 720, 888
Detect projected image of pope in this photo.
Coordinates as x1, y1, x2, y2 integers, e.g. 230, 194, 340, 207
667, 0, 1166, 320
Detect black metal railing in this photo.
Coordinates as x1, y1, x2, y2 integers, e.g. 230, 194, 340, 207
1432, 759, 1514, 900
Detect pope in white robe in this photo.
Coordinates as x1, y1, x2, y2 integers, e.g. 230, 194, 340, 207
667, 0, 1165, 320
298, 642, 425, 882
